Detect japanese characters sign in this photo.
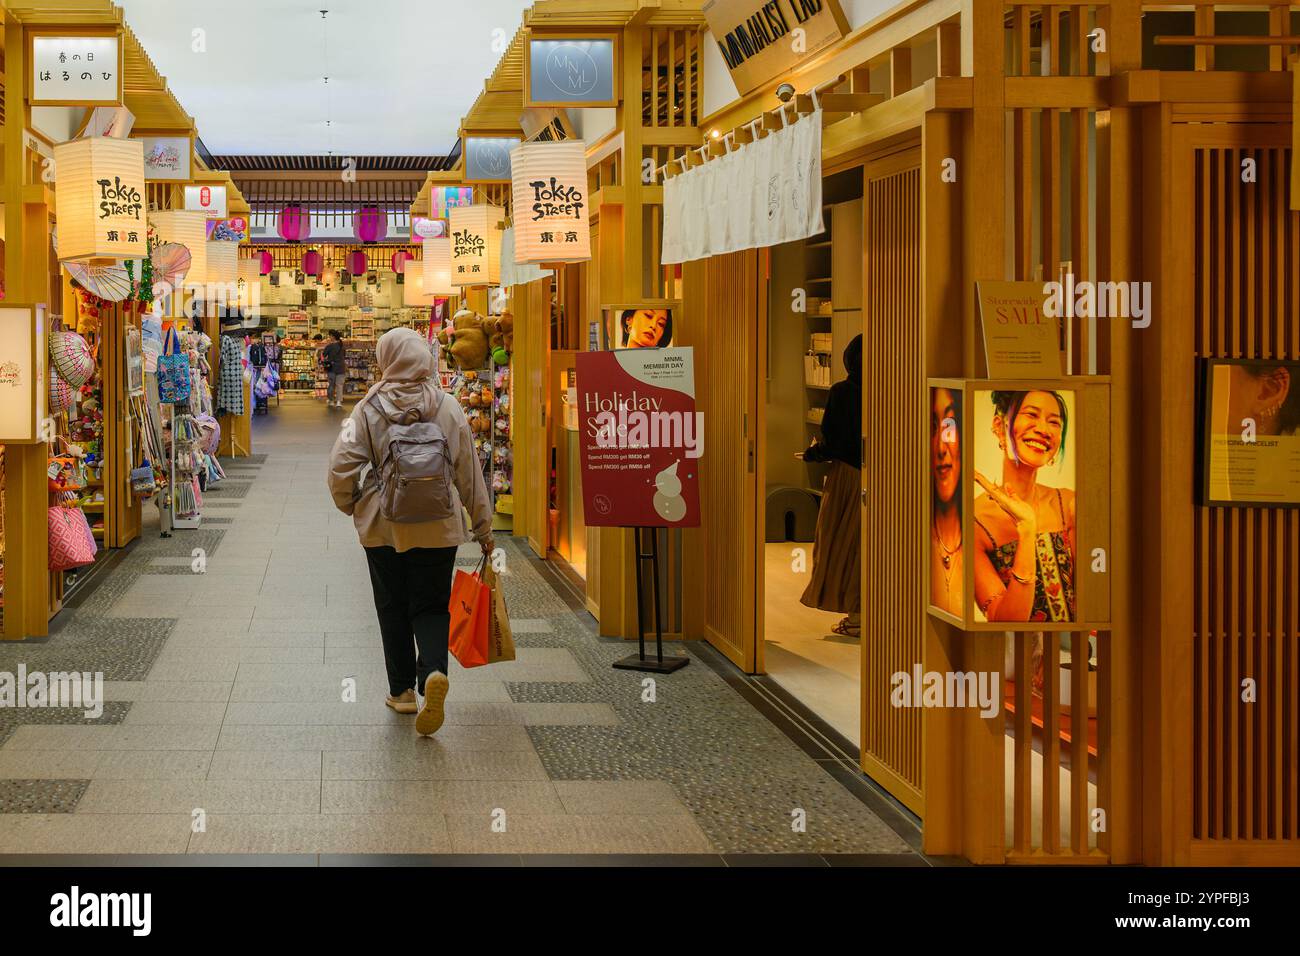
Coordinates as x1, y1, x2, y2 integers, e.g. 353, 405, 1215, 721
32, 34, 121, 105
510, 141, 591, 264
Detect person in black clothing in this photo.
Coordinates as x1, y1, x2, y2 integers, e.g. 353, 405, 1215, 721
322, 329, 345, 408
798, 334, 862, 637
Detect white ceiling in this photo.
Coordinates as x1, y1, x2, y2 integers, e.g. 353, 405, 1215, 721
116, 0, 533, 157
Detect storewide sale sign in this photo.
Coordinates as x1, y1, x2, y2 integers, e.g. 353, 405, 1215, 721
575, 347, 702, 528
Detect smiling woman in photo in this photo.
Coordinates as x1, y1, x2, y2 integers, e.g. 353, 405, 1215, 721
929, 387, 962, 616
972, 389, 1076, 623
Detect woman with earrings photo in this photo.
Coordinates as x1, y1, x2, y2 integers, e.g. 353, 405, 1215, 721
929, 387, 963, 617
971, 389, 1077, 624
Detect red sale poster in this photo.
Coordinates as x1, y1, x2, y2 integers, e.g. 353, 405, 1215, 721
575, 346, 702, 528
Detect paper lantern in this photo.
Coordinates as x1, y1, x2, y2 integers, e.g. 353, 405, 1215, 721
346, 250, 368, 276
206, 241, 239, 284
510, 141, 591, 264
353, 206, 388, 243
237, 257, 263, 283
422, 237, 454, 294
449, 204, 503, 287
257, 250, 274, 275
391, 251, 412, 274
278, 204, 312, 242
302, 249, 323, 277
402, 268, 435, 306
53, 138, 148, 261
149, 210, 209, 287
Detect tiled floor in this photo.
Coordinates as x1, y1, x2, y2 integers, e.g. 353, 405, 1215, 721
0, 398, 921, 860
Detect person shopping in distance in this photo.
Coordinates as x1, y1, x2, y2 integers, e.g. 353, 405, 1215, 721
322, 329, 346, 408
327, 327, 494, 735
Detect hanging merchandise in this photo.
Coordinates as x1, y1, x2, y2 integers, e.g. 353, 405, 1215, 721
130, 460, 157, 497
156, 325, 192, 405
48, 501, 98, 571
49, 328, 95, 388
509, 140, 591, 263
449, 204, 504, 287
47, 441, 88, 492
217, 332, 245, 416
150, 211, 209, 288
50, 373, 76, 415
149, 241, 192, 293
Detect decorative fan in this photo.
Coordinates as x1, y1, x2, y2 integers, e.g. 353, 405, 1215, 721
150, 242, 192, 290
64, 261, 135, 302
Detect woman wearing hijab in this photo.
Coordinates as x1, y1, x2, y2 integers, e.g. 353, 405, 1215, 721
798, 334, 863, 637
328, 327, 494, 735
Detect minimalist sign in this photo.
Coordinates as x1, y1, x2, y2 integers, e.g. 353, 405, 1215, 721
185, 184, 228, 219
465, 136, 521, 182
0, 305, 48, 443
528, 37, 616, 105
139, 136, 190, 180
701, 0, 847, 95
575, 346, 701, 528
32, 34, 121, 105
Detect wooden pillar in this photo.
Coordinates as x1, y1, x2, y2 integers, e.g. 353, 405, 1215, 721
3, 13, 54, 639
1096, 0, 1143, 865
920, 106, 968, 854
958, 0, 1008, 864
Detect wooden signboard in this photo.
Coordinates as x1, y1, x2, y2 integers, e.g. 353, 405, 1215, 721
29, 31, 123, 106
701, 0, 848, 95
0, 305, 49, 444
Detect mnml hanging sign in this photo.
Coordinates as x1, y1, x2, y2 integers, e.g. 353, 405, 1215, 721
702, 0, 848, 95
510, 141, 591, 264
29, 31, 123, 106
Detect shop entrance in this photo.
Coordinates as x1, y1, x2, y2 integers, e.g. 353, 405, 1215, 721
760, 166, 865, 746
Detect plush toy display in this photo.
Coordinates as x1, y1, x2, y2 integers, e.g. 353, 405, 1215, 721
482, 312, 515, 366
436, 309, 490, 370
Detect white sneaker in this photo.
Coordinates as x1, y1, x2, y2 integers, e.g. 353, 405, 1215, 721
415, 672, 449, 736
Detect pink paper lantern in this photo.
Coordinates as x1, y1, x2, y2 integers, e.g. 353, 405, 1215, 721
346, 251, 368, 276
256, 250, 274, 275
352, 206, 388, 243
390, 251, 411, 274
302, 249, 323, 276
278, 204, 312, 242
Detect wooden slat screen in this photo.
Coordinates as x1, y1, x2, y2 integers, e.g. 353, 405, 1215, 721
862, 158, 924, 802
1192, 144, 1300, 843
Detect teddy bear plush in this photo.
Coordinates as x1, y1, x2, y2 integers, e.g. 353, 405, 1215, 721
437, 309, 490, 370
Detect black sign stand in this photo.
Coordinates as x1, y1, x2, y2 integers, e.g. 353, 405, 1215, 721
612, 526, 689, 674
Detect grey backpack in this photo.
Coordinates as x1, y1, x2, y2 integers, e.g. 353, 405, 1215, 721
367, 392, 455, 523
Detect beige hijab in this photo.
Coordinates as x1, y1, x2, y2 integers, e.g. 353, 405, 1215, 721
364, 327, 439, 424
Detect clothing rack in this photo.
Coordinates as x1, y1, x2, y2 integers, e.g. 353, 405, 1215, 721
654, 75, 882, 181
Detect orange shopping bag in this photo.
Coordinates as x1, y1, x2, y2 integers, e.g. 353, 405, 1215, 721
448, 561, 490, 668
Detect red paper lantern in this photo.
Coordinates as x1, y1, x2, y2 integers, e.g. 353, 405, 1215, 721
352, 206, 388, 243
346, 251, 368, 275
302, 249, 323, 276
278, 204, 312, 242
390, 251, 411, 274
256, 250, 274, 275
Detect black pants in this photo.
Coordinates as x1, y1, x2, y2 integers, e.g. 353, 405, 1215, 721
364, 545, 459, 697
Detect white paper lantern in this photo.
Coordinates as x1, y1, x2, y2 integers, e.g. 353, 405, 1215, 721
449, 204, 503, 287
510, 141, 590, 264
206, 241, 239, 284
236, 257, 263, 283
402, 268, 435, 306
149, 210, 209, 287
53, 138, 148, 261
422, 237, 454, 294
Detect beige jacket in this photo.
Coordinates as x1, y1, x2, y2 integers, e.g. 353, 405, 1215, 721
327, 328, 492, 552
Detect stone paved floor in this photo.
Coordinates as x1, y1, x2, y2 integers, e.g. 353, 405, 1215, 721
0, 398, 917, 857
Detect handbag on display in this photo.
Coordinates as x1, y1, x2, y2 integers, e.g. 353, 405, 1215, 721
49, 371, 76, 415
49, 328, 95, 388
130, 460, 157, 496
156, 325, 192, 405
48, 505, 98, 571
47, 441, 87, 492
